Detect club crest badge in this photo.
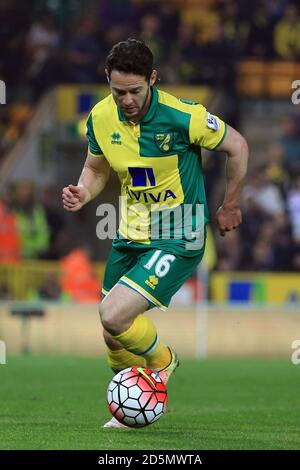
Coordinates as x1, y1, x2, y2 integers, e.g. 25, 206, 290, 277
154, 132, 174, 152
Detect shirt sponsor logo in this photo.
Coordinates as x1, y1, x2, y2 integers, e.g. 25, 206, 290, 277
128, 167, 156, 187
125, 186, 177, 203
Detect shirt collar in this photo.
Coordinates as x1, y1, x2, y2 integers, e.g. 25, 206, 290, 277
117, 86, 158, 124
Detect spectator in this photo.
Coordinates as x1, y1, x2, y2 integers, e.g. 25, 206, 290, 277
60, 247, 100, 303
248, 238, 274, 271
177, 0, 220, 45
168, 23, 201, 84
103, 23, 133, 62
158, 3, 180, 43
37, 273, 64, 301
265, 143, 289, 189
40, 185, 67, 259
221, 0, 249, 57
12, 182, 50, 259
272, 225, 294, 270
273, 3, 300, 59
276, 114, 300, 175
139, 14, 166, 69
64, 17, 102, 84
99, 0, 136, 29
240, 196, 267, 252
0, 0, 29, 87
242, 166, 285, 218
246, 0, 275, 58
25, 10, 60, 98
27, 272, 71, 302
0, 199, 21, 263
198, 22, 237, 89
0, 282, 12, 300
287, 172, 300, 244
216, 230, 242, 271
264, 0, 290, 21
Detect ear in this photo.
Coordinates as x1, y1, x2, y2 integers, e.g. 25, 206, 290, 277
149, 70, 157, 86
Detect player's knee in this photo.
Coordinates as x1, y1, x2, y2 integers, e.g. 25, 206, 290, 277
99, 302, 122, 335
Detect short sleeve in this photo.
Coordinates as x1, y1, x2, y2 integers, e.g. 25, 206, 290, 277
86, 112, 104, 156
189, 104, 227, 150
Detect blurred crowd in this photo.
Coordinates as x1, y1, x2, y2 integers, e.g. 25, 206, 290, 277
0, 182, 68, 261
215, 112, 300, 271
2, 0, 300, 100
0, 181, 101, 301
1, 0, 300, 151
1, 0, 300, 277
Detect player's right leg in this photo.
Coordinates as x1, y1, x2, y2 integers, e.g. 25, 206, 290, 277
156, 346, 179, 385
103, 328, 178, 383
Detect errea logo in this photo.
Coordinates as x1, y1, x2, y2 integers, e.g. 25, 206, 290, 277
145, 275, 159, 290
111, 133, 122, 145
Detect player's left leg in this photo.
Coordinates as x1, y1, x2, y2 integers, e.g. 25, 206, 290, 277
112, 246, 205, 381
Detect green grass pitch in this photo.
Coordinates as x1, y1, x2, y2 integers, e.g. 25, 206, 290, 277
0, 355, 299, 450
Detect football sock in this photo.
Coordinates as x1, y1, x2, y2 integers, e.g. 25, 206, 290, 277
112, 314, 171, 370
106, 347, 146, 372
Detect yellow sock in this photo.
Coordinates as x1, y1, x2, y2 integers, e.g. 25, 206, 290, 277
106, 347, 146, 372
112, 314, 171, 370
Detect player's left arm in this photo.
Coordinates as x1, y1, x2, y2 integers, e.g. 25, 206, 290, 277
214, 125, 249, 236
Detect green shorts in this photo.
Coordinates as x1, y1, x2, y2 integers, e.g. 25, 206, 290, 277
102, 240, 205, 311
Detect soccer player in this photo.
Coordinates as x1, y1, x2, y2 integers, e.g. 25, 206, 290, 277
62, 39, 248, 428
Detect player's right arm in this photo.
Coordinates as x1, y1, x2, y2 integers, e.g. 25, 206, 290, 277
62, 154, 110, 212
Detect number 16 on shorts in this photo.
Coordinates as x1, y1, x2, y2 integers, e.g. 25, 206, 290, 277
144, 250, 176, 278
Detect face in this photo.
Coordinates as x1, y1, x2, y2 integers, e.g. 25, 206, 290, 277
107, 69, 157, 122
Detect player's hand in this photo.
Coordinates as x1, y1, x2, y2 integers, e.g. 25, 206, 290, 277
62, 184, 90, 212
215, 205, 242, 237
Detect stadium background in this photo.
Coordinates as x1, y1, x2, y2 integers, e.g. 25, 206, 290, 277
0, 0, 300, 451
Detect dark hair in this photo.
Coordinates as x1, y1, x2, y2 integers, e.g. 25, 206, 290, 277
105, 38, 154, 81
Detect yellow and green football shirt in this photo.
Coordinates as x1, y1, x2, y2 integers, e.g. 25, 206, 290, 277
86, 86, 227, 255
